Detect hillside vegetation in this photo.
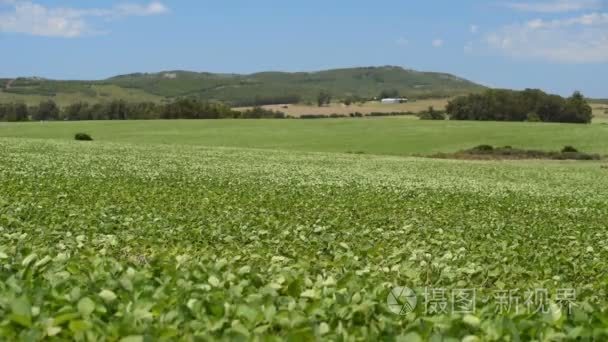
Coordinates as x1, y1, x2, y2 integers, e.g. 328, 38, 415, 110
0, 66, 484, 106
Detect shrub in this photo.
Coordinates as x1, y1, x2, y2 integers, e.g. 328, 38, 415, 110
472, 145, 494, 152
562, 146, 578, 153
74, 133, 93, 141
418, 106, 446, 120
526, 112, 541, 122
300, 114, 329, 119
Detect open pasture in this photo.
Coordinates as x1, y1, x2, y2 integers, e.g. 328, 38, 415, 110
1, 118, 607, 156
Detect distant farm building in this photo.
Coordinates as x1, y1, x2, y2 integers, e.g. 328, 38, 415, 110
381, 98, 408, 104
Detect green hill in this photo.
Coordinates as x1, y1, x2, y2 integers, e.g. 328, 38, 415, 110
0, 66, 485, 106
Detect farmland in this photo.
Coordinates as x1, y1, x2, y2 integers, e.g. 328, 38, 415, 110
1, 135, 607, 340
591, 102, 608, 123
234, 99, 450, 117
1, 119, 608, 156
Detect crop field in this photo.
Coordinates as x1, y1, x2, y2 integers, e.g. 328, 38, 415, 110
234, 99, 451, 117
0, 136, 607, 340
2, 119, 608, 157
591, 103, 608, 123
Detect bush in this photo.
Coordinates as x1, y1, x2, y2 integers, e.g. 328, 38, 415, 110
447, 145, 600, 161
472, 145, 494, 152
300, 114, 329, 119
418, 106, 446, 120
75, 133, 93, 141
526, 112, 541, 122
239, 106, 285, 119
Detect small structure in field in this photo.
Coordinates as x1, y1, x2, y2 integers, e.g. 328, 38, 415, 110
381, 98, 408, 104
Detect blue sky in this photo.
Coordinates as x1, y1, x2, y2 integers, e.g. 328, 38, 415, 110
1, 0, 606, 97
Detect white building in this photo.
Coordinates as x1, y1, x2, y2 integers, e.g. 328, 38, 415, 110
381, 98, 408, 104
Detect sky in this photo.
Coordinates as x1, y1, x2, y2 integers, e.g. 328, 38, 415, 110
0, 0, 607, 97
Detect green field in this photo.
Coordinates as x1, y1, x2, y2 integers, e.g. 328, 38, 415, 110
1, 119, 607, 156
1, 135, 607, 340
1, 119, 608, 340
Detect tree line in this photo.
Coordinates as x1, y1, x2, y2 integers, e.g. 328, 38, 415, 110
0, 99, 286, 122
446, 89, 593, 123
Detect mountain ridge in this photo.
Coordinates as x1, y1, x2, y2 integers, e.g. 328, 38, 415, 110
0, 66, 486, 106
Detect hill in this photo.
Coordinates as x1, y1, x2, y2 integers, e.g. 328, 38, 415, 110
0, 66, 485, 107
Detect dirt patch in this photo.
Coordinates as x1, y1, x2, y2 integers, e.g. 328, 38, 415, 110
234, 99, 450, 117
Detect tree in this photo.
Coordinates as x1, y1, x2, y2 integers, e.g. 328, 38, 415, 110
379, 89, 399, 99
317, 91, 331, 107
13, 103, 28, 121
446, 89, 592, 124
64, 102, 89, 121
560, 91, 592, 123
33, 100, 60, 121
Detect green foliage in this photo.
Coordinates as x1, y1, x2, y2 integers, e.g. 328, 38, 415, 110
379, 89, 400, 99
447, 89, 593, 123
0, 138, 607, 339
472, 144, 494, 152
317, 91, 332, 107
32, 100, 60, 121
74, 133, 93, 141
0, 103, 29, 122
562, 146, 578, 153
1, 67, 485, 106
238, 106, 286, 119
526, 112, 541, 122
160, 98, 237, 119
418, 106, 446, 120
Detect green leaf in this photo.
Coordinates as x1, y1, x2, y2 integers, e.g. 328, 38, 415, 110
9, 297, 32, 328
120, 336, 144, 342
77, 297, 96, 316
98, 289, 117, 302
68, 320, 91, 333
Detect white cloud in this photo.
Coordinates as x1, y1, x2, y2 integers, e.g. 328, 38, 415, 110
485, 12, 608, 62
115, 2, 169, 17
503, 0, 604, 13
0, 1, 168, 37
432, 39, 444, 47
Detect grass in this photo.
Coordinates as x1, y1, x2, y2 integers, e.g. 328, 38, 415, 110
2, 119, 608, 156
1, 137, 607, 340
